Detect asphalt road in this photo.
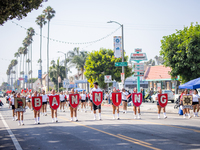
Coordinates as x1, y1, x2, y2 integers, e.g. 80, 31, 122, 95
1, 98, 200, 150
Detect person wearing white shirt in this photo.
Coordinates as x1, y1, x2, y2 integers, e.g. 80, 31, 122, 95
122, 88, 129, 114
180, 89, 191, 119
155, 89, 167, 119
9, 91, 17, 121
59, 91, 66, 112
110, 87, 120, 120
42, 90, 48, 116
80, 90, 87, 112
91, 82, 102, 120
50, 90, 58, 123
192, 89, 199, 117
68, 88, 78, 121
133, 88, 141, 119
65, 91, 69, 110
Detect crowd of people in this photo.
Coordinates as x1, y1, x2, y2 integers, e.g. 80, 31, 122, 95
5, 82, 200, 126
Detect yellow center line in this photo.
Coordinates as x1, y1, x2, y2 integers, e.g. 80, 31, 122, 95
101, 114, 200, 133
57, 116, 161, 150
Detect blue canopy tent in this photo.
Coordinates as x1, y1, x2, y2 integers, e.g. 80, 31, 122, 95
179, 77, 200, 89
74, 88, 86, 92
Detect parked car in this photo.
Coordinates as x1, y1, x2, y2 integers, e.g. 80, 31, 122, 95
0, 92, 4, 98
151, 90, 175, 103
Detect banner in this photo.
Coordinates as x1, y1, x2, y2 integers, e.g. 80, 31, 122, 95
49, 95, 60, 110
158, 94, 168, 107
14, 97, 26, 112
132, 93, 142, 107
114, 36, 122, 58
32, 96, 42, 111
92, 91, 103, 106
112, 92, 122, 106
182, 95, 193, 109
69, 94, 80, 108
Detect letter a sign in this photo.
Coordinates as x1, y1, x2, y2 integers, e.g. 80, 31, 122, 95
69, 94, 80, 108
112, 93, 122, 106
132, 93, 142, 107
49, 95, 60, 110
32, 96, 42, 111
92, 91, 103, 106
158, 94, 168, 107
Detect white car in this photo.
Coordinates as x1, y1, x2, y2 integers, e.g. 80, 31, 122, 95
151, 90, 175, 103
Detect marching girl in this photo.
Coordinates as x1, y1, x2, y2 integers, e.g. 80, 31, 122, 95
122, 88, 129, 114
42, 90, 48, 116
133, 88, 141, 119
33, 91, 41, 124
180, 89, 191, 119
91, 82, 102, 120
192, 89, 199, 117
16, 93, 25, 126
110, 87, 120, 120
59, 91, 66, 112
65, 91, 69, 110
50, 89, 58, 123
9, 91, 17, 121
68, 88, 78, 121
80, 91, 87, 112
155, 89, 167, 119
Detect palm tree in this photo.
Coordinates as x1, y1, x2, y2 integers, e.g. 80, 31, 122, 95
11, 59, 18, 90
14, 52, 20, 83
27, 27, 35, 89
18, 47, 23, 89
49, 59, 65, 92
43, 6, 56, 91
36, 14, 46, 87
22, 47, 28, 88
67, 47, 88, 88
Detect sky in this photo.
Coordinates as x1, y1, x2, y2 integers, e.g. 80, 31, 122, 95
0, 0, 200, 85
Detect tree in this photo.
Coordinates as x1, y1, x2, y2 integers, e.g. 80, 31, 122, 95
49, 59, 65, 92
36, 14, 46, 86
160, 23, 200, 83
144, 59, 155, 66
43, 6, 56, 91
84, 48, 133, 89
154, 55, 164, 65
14, 52, 20, 81
0, 0, 46, 25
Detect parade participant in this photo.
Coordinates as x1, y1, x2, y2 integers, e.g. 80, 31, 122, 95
65, 91, 69, 110
180, 89, 191, 119
80, 90, 87, 112
110, 87, 120, 120
33, 91, 41, 124
16, 93, 24, 126
192, 89, 199, 117
89, 92, 93, 113
50, 89, 58, 123
68, 88, 78, 121
133, 88, 141, 119
91, 82, 102, 120
155, 89, 167, 119
42, 90, 48, 116
59, 91, 66, 112
9, 91, 17, 121
122, 88, 129, 114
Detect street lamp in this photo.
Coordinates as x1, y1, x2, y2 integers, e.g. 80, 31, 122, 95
107, 21, 125, 88
57, 51, 68, 80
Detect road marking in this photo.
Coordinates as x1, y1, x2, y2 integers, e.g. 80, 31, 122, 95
0, 113, 23, 150
102, 114, 200, 133
58, 116, 161, 150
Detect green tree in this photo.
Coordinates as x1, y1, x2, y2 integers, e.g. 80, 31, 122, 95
84, 48, 133, 89
43, 6, 56, 90
49, 59, 65, 92
0, 0, 46, 25
160, 23, 200, 83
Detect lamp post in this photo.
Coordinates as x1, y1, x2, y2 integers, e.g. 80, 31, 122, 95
57, 51, 68, 80
107, 21, 125, 87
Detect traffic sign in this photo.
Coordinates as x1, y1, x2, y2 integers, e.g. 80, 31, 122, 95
38, 70, 42, 79
24, 75, 27, 83
115, 62, 127, 67
104, 75, 112, 83
130, 53, 147, 61
17, 80, 20, 86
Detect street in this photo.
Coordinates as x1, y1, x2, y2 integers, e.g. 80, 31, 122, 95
1, 98, 200, 150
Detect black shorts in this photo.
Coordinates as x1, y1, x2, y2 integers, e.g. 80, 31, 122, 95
43, 102, 47, 105
157, 101, 159, 105
90, 100, 92, 102
92, 103, 101, 111
192, 102, 199, 105
61, 100, 65, 103
81, 100, 86, 103
27, 100, 31, 102
12, 105, 15, 110
122, 100, 127, 102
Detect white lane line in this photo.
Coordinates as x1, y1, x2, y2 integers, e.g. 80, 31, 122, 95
0, 113, 22, 150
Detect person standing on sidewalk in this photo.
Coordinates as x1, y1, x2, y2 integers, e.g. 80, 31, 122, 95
155, 89, 167, 119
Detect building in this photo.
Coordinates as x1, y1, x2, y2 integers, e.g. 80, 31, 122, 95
143, 65, 179, 92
